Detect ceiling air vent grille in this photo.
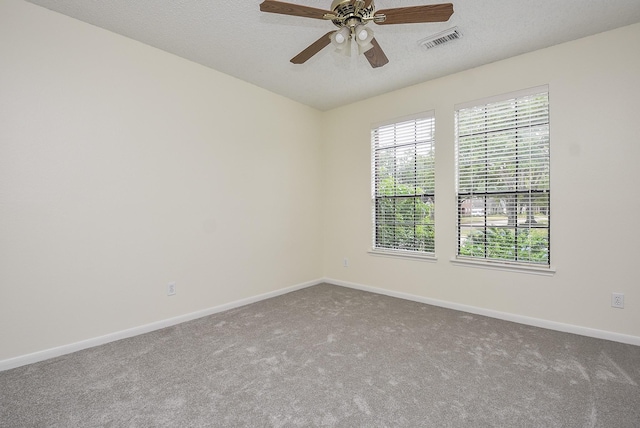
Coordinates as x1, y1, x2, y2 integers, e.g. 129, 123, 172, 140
418, 27, 462, 50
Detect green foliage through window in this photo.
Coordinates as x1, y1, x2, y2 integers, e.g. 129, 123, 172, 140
459, 227, 549, 263
456, 88, 550, 266
373, 114, 435, 253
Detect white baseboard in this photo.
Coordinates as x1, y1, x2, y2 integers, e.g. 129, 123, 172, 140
3, 277, 637, 372
0, 279, 322, 372
324, 277, 640, 347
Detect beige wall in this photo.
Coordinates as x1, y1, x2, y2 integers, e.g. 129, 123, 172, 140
322, 23, 640, 338
0, 0, 323, 361
2, 0, 639, 364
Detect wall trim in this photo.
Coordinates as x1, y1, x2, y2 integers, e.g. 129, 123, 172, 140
324, 277, 640, 347
0, 279, 322, 372
4, 277, 637, 371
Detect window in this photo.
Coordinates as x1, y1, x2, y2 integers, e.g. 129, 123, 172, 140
455, 87, 550, 266
372, 113, 436, 255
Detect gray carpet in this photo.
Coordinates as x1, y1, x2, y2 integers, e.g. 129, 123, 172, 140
1, 283, 639, 427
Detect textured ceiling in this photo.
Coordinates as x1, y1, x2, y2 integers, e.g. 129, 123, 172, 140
24, 0, 640, 111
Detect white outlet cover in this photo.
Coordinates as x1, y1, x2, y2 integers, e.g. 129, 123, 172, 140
612, 292, 624, 308
168, 282, 176, 296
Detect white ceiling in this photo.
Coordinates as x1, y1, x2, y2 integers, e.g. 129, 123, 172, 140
25, 0, 640, 111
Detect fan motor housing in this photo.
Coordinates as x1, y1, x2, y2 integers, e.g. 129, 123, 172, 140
330, 0, 375, 28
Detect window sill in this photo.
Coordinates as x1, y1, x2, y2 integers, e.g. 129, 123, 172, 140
450, 257, 556, 276
369, 249, 437, 262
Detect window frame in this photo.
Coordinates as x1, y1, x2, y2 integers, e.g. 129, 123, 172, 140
370, 112, 437, 260
453, 86, 553, 273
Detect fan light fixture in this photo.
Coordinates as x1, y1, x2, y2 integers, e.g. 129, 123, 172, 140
330, 24, 374, 56
331, 26, 351, 46
330, 26, 352, 55
354, 24, 374, 54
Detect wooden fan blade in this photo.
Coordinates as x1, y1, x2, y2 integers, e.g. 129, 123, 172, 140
260, 0, 333, 20
290, 31, 335, 64
364, 38, 389, 68
375, 3, 454, 25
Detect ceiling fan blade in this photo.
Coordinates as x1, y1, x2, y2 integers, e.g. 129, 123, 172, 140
260, 0, 333, 20
290, 31, 335, 64
364, 38, 389, 68
375, 3, 454, 25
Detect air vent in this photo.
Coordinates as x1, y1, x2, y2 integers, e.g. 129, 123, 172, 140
418, 27, 462, 50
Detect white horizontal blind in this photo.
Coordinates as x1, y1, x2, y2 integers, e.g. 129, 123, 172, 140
455, 89, 550, 265
372, 113, 435, 253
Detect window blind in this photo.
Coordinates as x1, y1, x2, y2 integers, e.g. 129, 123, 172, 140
372, 113, 436, 254
455, 89, 550, 265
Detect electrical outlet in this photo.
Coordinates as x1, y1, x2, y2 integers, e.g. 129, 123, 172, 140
343, 258, 349, 267
168, 282, 176, 296
611, 292, 624, 309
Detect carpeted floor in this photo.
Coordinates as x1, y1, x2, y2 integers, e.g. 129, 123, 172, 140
1, 283, 639, 427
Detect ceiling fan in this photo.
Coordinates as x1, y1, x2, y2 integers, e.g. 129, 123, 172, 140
259, 0, 454, 68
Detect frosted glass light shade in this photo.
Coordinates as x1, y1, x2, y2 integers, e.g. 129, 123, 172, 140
330, 26, 352, 56
354, 24, 374, 54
